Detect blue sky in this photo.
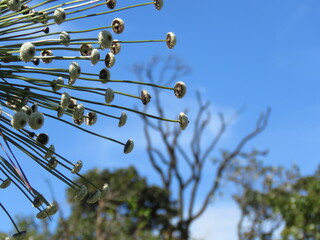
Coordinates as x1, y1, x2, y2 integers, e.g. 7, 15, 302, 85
1, 1, 320, 239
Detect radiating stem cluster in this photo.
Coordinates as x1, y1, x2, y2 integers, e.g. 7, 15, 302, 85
0, 0, 188, 238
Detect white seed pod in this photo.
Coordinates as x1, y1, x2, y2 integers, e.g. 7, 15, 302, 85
7, 0, 21, 11
74, 185, 88, 201
0, 178, 11, 189
98, 30, 113, 49
52, 77, 64, 91
21, 105, 33, 116
46, 201, 59, 216
86, 190, 101, 204
12, 231, 27, 240
166, 32, 177, 49
90, 49, 100, 65
118, 111, 127, 127
99, 68, 111, 83
60, 92, 71, 109
40, 49, 53, 64
80, 43, 92, 56
11, 111, 29, 130
112, 18, 125, 34
53, 8, 66, 25
85, 111, 98, 126
47, 157, 58, 170
100, 183, 109, 198
141, 89, 151, 105
29, 111, 44, 130
68, 62, 81, 85
44, 144, 55, 159
57, 107, 64, 118
154, 0, 163, 10
105, 88, 114, 104
105, 52, 115, 68
20, 42, 35, 62
60, 31, 70, 46
71, 160, 83, 174
124, 139, 134, 154
110, 41, 121, 55
179, 112, 189, 130
73, 104, 85, 120
174, 81, 186, 98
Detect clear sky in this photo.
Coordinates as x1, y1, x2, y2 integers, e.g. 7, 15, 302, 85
1, 1, 320, 239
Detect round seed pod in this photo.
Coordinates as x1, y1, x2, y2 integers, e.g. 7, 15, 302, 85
68, 62, 81, 85
40, 49, 53, 64
71, 160, 83, 174
11, 111, 29, 130
118, 112, 127, 127
98, 30, 113, 49
105, 52, 115, 68
110, 41, 121, 55
36, 133, 49, 145
105, 88, 114, 104
29, 112, 44, 130
80, 43, 92, 56
141, 90, 151, 105
154, 0, 163, 10
20, 42, 35, 62
60, 31, 70, 46
166, 32, 177, 49
90, 49, 100, 65
53, 8, 66, 25
179, 112, 189, 130
86, 190, 101, 204
74, 185, 88, 201
106, 0, 116, 9
99, 68, 111, 83
174, 81, 186, 98
112, 18, 125, 34
124, 139, 134, 154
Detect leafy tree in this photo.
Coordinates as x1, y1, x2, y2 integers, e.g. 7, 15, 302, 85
231, 153, 320, 240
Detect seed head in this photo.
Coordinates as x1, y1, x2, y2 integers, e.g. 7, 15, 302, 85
106, 0, 116, 9
110, 41, 121, 55
124, 139, 134, 154
53, 8, 66, 25
112, 18, 125, 34
141, 89, 151, 105
36, 133, 49, 145
12, 231, 27, 240
105, 52, 116, 68
154, 0, 163, 10
32, 195, 43, 208
73, 104, 85, 120
0, 178, 11, 189
118, 111, 127, 127
11, 111, 29, 130
20, 42, 35, 62
174, 81, 186, 98
7, 0, 21, 11
71, 160, 83, 174
99, 68, 111, 83
51, 77, 64, 92
60, 31, 70, 46
85, 111, 98, 126
80, 43, 92, 56
47, 201, 59, 216
166, 32, 177, 49
44, 144, 55, 159
74, 185, 88, 201
86, 190, 101, 204
90, 49, 100, 65
68, 62, 81, 85
29, 112, 44, 130
179, 112, 189, 130
98, 30, 113, 49
40, 49, 53, 64
105, 88, 114, 104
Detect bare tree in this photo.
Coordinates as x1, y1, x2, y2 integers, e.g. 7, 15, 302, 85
131, 55, 271, 240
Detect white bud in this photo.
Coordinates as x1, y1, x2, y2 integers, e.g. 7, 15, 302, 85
7, 0, 20, 11
141, 89, 151, 105
166, 32, 177, 49
105, 88, 114, 104
53, 8, 66, 25
179, 112, 189, 130
29, 111, 44, 130
118, 112, 127, 127
174, 81, 186, 98
68, 62, 81, 85
11, 111, 29, 130
86, 190, 101, 204
71, 160, 83, 174
90, 49, 100, 65
20, 42, 35, 62
105, 52, 115, 68
73, 104, 85, 120
60, 92, 71, 108
98, 30, 113, 49
60, 31, 70, 46
124, 139, 134, 154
